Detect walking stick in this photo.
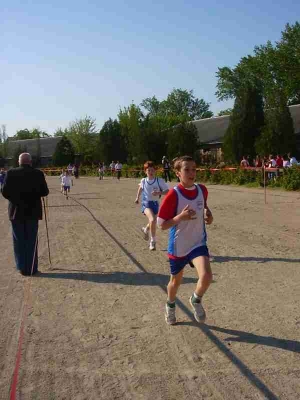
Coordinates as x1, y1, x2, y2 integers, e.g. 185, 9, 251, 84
42, 197, 52, 265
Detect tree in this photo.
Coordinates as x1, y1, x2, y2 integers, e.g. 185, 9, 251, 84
118, 104, 145, 163
167, 122, 200, 160
98, 119, 127, 164
0, 125, 8, 158
256, 98, 295, 156
218, 108, 233, 116
13, 128, 49, 140
141, 89, 213, 121
65, 116, 98, 162
52, 136, 75, 166
223, 86, 264, 163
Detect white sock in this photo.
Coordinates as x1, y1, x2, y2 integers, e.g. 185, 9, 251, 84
193, 292, 202, 300
151, 236, 156, 242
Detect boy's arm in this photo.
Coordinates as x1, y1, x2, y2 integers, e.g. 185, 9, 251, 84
135, 185, 142, 203
158, 205, 196, 230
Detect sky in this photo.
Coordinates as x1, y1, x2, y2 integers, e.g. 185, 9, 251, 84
1, 0, 299, 136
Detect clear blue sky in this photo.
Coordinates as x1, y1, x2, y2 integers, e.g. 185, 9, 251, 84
1, 0, 299, 136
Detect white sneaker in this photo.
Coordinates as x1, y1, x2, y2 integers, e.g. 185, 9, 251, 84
189, 296, 206, 323
149, 240, 156, 251
141, 227, 149, 241
165, 304, 176, 325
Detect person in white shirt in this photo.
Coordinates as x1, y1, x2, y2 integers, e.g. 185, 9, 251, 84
288, 153, 298, 166
62, 171, 72, 199
135, 161, 169, 250
59, 169, 65, 193
109, 161, 116, 178
115, 161, 122, 180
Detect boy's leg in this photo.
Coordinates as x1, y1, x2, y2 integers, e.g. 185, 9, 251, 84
144, 208, 157, 248
165, 269, 184, 325
190, 255, 212, 322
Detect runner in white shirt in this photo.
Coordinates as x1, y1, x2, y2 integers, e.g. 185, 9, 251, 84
115, 161, 122, 180
62, 171, 72, 199
109, 161, 116, 178
135, 161, 169, 250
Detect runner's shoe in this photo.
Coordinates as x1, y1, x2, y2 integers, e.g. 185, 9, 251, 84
141, 227, 149, 241
149, 240, 156, 251
189, 296, 206, 323
165, 304, 176, 325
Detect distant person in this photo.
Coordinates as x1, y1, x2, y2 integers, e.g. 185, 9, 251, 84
283, 155, 290, 168
98, 162, 104, 180
254, 156, 262, 168
134, 161, 169, 251
62, 170, 72, 199
1, 153, 49, 276
110, 161, 116, 178
276, 154, 283, 168
162, 156, 171, 182
288, 153, 298, 166
73, 164, 79, 179
115, 161, 122, 180
0, 169, 6, 190
240, 156, 249, 168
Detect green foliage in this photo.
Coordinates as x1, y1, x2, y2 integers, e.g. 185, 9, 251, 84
223, 86, 264, 162
217, 108, 233, 116
64, 116, 98, 162
13, 128, 49, 140
141, 89, 213, 120
167, 122, 200, 160
98, 119, 127, 164
0, 125, 8, 158
52, 136, 75, 166
256, 99, 295, 156
281, 166, 300, 190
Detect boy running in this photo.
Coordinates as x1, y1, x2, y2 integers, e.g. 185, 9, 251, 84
135, 161, 169, 251
62, 170, 72, 199
157, 156, 213, 325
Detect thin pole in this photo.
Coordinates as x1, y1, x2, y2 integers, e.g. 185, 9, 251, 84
264, 166, 267, 204
42, 197, 51, 265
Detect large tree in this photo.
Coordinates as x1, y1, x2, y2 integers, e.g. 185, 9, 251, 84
52, 136, 75, 166
65, 116, 98, 162
167, 122, 200, 160
98, 119, 127, 164
256, 97, 295, 156
141, 88, 213, 120
223, 86, 264, 163
13, 128, 50, 140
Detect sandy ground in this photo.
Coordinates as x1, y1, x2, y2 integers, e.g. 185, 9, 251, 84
0, 176, 300, 400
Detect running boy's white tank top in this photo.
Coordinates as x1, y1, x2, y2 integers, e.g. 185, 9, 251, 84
168, 185, 207, 257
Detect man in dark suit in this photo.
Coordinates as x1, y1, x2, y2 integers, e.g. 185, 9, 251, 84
1, 153, 49, 276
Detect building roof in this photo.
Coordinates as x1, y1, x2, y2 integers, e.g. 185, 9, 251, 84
192, 104, 300, 144
7, 136, 63, 158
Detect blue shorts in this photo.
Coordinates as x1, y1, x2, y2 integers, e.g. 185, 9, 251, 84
169, 245, 209, 275
142, 201, 159, 215
63, 185, 70, 191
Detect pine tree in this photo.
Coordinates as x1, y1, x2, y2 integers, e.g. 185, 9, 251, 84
223, 86, 264, 163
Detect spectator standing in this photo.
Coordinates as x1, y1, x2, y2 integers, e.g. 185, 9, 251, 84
115, 161, 122, 180
1, 153, 49, 276
162, 156, 171, 182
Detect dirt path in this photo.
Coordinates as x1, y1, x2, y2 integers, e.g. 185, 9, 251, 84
1, 177, 300, 399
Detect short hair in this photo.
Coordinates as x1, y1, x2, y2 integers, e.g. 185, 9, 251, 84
19, 153, 32, 165
174, 156, 194, 171
144, 161, 155, 171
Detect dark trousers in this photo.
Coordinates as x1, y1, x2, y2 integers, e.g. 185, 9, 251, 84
11, 220, 39, 275
163, 169, 171, 182
117, 170, 121, 180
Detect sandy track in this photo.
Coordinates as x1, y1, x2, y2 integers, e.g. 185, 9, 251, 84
0, 176, 300, 399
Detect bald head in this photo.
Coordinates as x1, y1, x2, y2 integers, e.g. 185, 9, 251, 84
19, 153, 32, 165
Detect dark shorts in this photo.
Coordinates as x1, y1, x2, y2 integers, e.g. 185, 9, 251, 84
63, 185, 70, 191
141, 201, 159, 215
169, 245, 209, 275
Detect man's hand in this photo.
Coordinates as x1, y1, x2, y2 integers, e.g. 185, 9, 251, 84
134, 198, 139, 204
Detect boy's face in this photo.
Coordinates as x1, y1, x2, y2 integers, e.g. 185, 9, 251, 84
146, 167, 155, 178
177, 161, 196, 187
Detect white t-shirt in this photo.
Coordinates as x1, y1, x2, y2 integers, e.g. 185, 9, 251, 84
110, 163, 115, 170
62, 175, 72, 187
283, 160, 290, 167
140, 177, 169, 202
290, 157, 298, 166
115, 163, 122, 170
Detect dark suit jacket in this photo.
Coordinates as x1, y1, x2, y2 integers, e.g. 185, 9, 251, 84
1, 165, 49, 220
